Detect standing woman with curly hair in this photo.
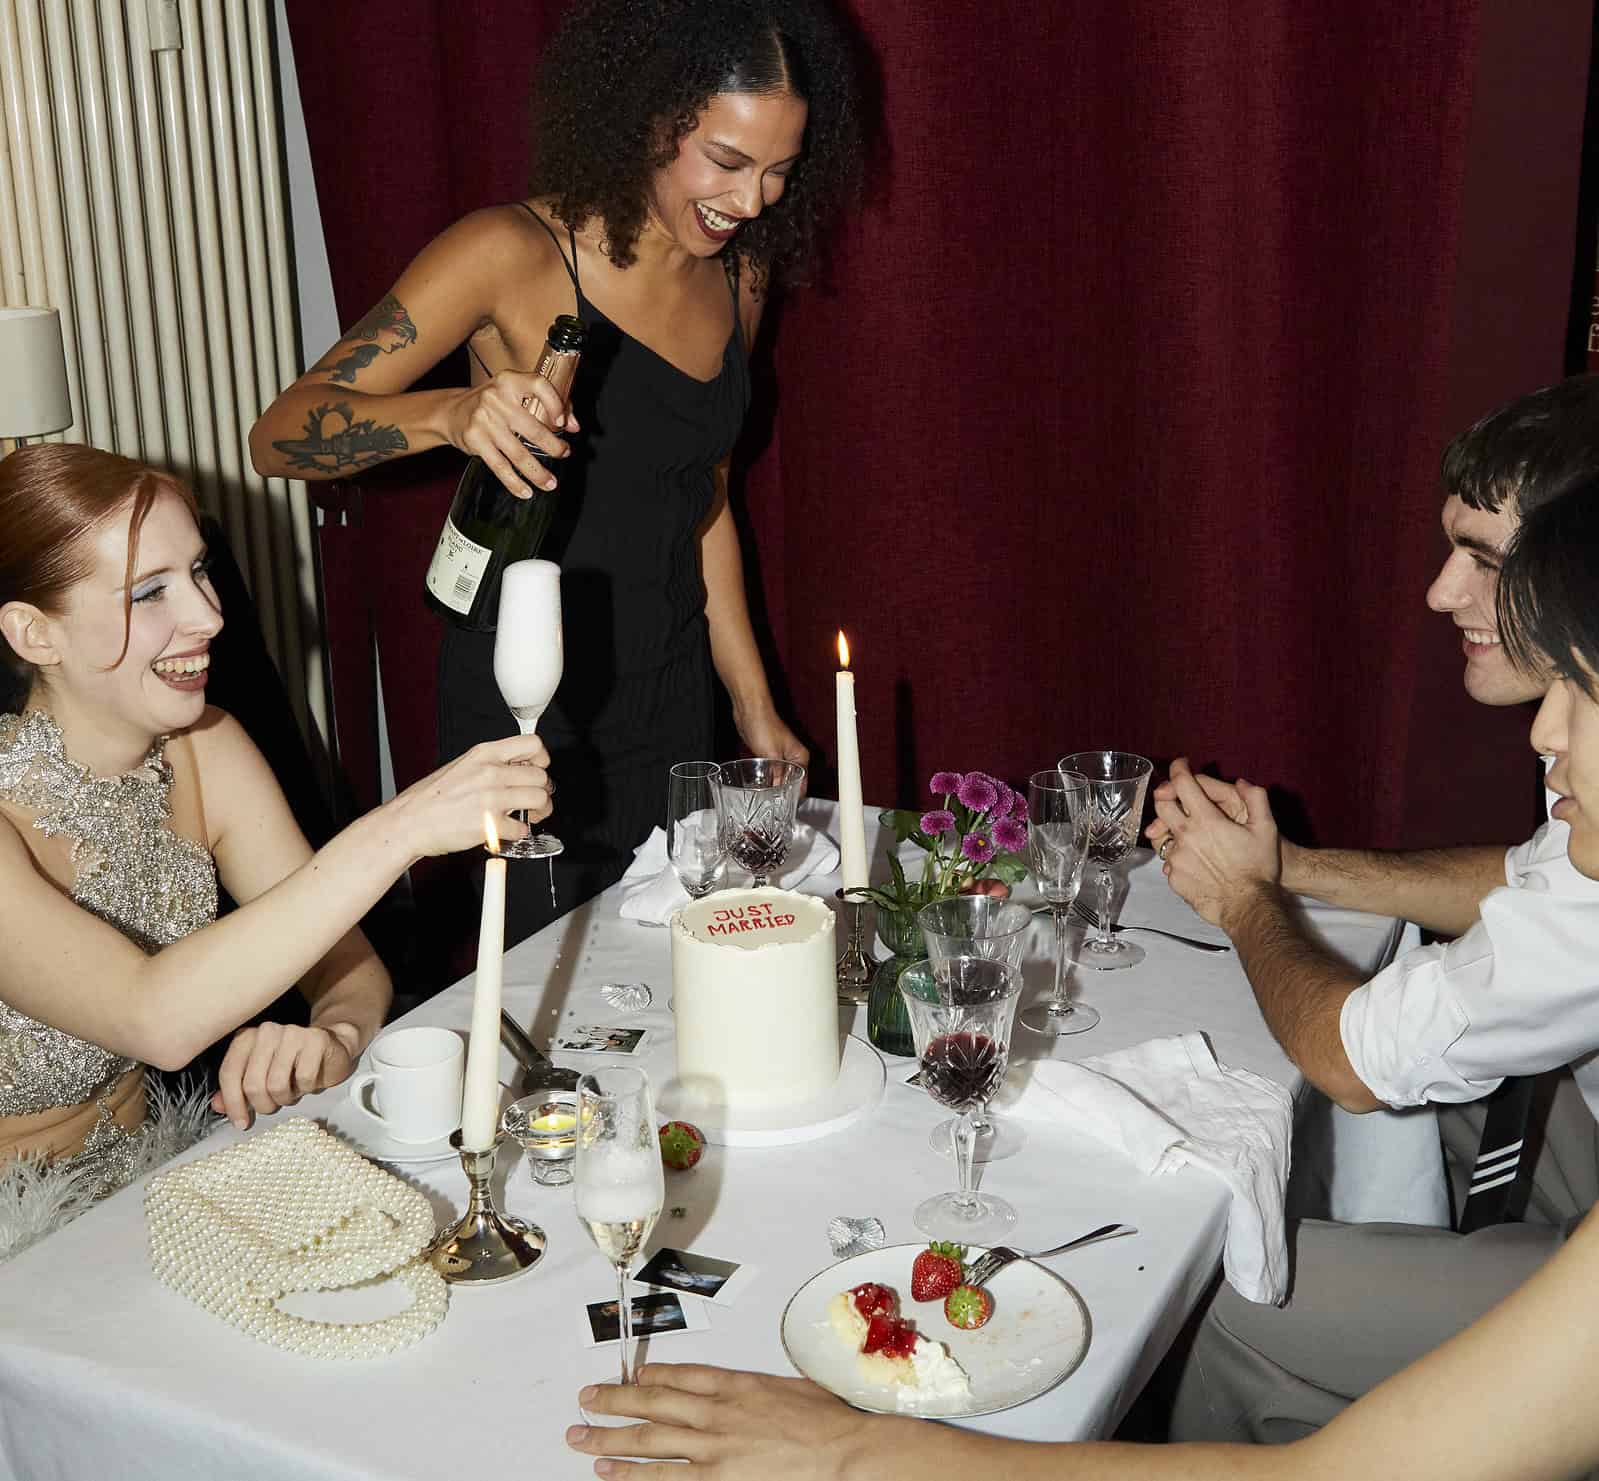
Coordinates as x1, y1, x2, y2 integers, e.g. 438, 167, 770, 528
252, 0, 865, 944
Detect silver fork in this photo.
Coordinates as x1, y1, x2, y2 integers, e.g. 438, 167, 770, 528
964, 1222, 1137, 1288
1065, 900, 1231, 954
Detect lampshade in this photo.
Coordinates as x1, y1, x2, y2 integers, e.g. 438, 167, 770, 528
0, 307, 72, 439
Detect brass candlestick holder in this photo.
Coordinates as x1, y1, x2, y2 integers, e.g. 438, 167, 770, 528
835, 887, 878, 1006
428, 1130, 545, 1284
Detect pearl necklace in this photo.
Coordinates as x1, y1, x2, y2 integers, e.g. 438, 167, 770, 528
145, 1117, 448, 1358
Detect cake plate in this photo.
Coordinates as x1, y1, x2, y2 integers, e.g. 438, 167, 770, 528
655, 1034, 886, 1147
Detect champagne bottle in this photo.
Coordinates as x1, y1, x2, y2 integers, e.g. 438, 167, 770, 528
423, 314, 585, 631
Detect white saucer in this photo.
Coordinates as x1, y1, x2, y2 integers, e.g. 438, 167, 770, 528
655, 1035, 885, 1147
781, 1243, 1091, 1417
320, 1099, 460, 1166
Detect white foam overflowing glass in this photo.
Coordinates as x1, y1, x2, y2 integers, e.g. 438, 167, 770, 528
575, 1066, 664, 1384
493, 560, 564, 859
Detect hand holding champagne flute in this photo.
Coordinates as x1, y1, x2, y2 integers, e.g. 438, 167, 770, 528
493, 560, 565, 859
575, 1066, 665, 1385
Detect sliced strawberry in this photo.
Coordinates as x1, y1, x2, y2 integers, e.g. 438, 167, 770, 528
862, 1313, 896, 1354
850, 1282, 898, 1320
909, 1240, 966, 1302
943, 1283, 993, 1330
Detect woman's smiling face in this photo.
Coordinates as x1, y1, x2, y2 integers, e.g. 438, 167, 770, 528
645, 89, 808, 256
1532, 667, 1599, 881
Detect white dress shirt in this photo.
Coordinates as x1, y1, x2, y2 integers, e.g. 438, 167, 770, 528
1340, 800, 1599, 1120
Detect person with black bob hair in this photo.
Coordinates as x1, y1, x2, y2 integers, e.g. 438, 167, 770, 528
252, 0, 868, 944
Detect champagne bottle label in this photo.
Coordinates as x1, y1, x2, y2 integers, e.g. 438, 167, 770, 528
424, 515, 493, 615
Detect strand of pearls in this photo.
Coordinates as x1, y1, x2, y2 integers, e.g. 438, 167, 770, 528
145, 1117, 448, 1358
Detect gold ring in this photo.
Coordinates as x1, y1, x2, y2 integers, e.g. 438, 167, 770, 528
1158, 836, 1175, 862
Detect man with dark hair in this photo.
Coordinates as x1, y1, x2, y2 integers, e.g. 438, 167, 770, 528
1149, 375, 1599, 1444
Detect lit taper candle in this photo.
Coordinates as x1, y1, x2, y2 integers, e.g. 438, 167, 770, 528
461, 813, 507, 1151
835, 631, 868, 892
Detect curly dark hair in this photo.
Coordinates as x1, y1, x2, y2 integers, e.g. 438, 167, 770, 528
527, 0, 866, 289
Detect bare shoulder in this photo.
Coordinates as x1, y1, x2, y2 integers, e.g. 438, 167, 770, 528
183, 707, 276, 806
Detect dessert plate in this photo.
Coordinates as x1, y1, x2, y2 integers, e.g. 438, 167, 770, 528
780, 1243, 1090, 1417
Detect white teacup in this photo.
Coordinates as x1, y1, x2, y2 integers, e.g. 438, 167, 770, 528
346, 1026, 464, 1144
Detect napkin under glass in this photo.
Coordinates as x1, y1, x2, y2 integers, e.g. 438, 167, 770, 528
618, 822, 840, 926
995, 1031, 1293, 1304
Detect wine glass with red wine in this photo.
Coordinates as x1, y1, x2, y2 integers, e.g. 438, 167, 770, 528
716, 758, 806, 889
899, 956, 1023, 1241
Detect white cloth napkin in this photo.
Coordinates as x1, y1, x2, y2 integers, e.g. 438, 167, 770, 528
998, 1032, 1293, 1303
618, 823, 840, 925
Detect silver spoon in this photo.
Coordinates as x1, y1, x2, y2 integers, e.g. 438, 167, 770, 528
964, 1222, 1137, 1288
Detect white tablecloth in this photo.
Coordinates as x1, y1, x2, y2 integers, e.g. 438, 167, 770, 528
0, 801, 1438, 1480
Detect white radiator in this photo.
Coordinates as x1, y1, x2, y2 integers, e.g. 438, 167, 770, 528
0, 0, 324, 742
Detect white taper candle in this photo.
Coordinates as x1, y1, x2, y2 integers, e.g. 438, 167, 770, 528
835, 632, 869, 892
461, 816, 507, 1151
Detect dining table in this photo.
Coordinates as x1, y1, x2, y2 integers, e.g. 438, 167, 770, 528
0, 800, 1444, 1481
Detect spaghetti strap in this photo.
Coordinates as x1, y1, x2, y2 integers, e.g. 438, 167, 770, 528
515, 202, 583, 301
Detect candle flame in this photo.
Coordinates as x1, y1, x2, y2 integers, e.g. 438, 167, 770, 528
837, 630, 851, 669
483, 812, 500, 854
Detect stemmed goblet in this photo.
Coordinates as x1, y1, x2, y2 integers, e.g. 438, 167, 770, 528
899, 956, 1023, 1241
717, 758, 806, 889
916, 894, 1034, 1163
1059, 750, 1153, 970
1020, 769, 1096, 1034
492, 559, 564, 859
574, 1066, 665, 1386
667, 761, 726, 899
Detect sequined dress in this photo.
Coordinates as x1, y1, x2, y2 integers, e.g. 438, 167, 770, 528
0, 710, 218, 1201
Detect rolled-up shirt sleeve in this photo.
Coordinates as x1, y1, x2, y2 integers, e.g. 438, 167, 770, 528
1340, 819, 1599, 1108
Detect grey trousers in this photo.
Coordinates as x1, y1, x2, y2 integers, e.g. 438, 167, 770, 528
1169, 1071, 1596, 1444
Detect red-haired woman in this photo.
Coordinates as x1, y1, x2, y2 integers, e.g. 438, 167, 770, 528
0, 443, 552, 1257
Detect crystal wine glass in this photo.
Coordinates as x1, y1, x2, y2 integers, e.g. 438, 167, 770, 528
1058, 750, 1153, 970
915, 894, 1034, 1163
574, 1066, 665, 1385
1020, 768, 1096, 1033
667, 761, 726, 899
899, 956, 1023, 1241
716, 758, 806, 889
493, 559, 564, 859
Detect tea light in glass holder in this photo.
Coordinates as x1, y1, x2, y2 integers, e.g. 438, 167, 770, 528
503, 1090, 580, 1185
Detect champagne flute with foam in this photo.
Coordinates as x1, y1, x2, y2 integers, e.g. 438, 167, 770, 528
492, 559, 565, 859
574, 1066, 665, 1385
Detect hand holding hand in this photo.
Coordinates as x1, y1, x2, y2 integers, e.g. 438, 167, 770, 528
1154, 756, 1281, 930
567, 1364, 880, 1479
1145, 768, 1249, 855
443, 369, 580, 499
211, 1020, 361, 1130
378, 734, 553, 860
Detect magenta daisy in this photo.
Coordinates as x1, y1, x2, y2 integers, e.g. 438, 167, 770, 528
919, 808, 956, 837
928, 770, 961, 797
1009, 792, 1029, 820
991, 781, 1015, 820
956, 773, 999, 813
993, 817, 1028, 853
961, 832, 995, 865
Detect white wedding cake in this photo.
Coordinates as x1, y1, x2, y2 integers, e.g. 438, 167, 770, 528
670, 887, 840, 1111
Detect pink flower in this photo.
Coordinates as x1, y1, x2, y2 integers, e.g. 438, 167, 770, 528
929, 771, 962, 796
991, 781, 1015, 820
961, 831, 995, 865
1010, 792, 1029, 820
993, 817, 1028, 853
956, 774, 999, 813
920, 808, 956, 837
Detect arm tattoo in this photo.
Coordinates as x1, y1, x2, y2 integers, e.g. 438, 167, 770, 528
271, 402, 408, 475
315, 293, 418, 386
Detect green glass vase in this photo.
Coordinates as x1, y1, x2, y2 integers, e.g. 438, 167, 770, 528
866, 906, 926, 1058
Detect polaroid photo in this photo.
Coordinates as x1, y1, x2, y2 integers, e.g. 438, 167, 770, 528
634, 1246, 756, 1307
579, 1290, 710, 1348
554, 1025, 650, 1056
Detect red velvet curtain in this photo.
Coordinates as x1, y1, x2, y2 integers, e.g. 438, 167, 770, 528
287, 0, 1591, 854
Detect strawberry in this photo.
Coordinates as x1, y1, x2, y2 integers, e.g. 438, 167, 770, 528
909, 1240, 965, 1302
657, 1121, 706, 1170
850, 1282, 898, 1320
863, 1314, 919, 1358
943, 1283, 993, 1330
